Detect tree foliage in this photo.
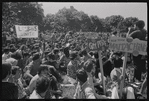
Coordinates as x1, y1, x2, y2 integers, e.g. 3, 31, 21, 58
2, 2, 44, 33
3, 3, 140, 35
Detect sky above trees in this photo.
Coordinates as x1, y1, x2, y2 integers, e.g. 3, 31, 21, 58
40, 2, 147, 29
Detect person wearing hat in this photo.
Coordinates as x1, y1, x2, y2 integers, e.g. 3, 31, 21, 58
67, 51, 80, 80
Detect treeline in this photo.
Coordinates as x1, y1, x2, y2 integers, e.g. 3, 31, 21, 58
2, 2, 139, 35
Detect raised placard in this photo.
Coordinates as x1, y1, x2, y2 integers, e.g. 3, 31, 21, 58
109, 37, 147, 56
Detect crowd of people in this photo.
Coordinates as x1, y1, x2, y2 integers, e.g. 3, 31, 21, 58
2, 20, 147, 99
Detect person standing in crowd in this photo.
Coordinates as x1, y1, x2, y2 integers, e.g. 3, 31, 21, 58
24, 53, 41, 83
74, 69, 96, 99
29, 76, 50, 99
2, 62, 18, 99
25, 65, 49, 96
67, 51, 79, 80
128, 20, 147, 83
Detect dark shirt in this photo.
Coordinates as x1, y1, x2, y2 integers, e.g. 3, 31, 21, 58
103, 59, 114, 77
129, 29, 146, 41
129, 29, 147, 63
2, 82, 18, 99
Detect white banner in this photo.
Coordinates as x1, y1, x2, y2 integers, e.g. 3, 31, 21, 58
109, 37, 147, 56
15, 25, 38, 38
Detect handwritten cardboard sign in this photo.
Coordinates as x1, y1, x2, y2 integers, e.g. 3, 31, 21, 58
15, 25, 38, 38
109, 37, 147, 56
87, 39, 108, 51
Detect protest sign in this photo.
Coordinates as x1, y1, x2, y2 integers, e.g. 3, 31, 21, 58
87, 39, 108, 51
109, 37, 147, 56
15, 25, 38, 38
84, 32, 106, 95
109, 36, 147, 98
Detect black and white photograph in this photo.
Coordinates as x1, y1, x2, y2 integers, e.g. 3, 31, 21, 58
2, 2, 147, 99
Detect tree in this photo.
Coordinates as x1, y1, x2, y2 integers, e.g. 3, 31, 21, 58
104, 15, 124, 32
2, 2, 45, 33
123, 17, 139, 28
